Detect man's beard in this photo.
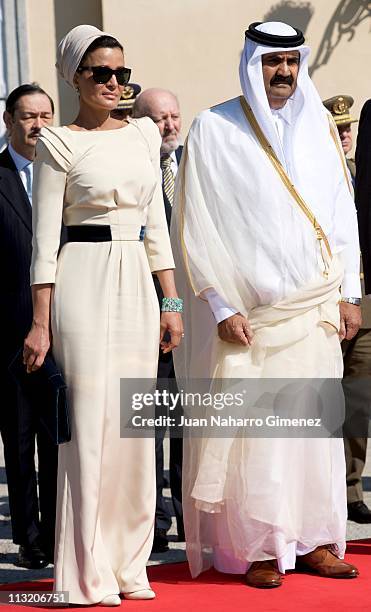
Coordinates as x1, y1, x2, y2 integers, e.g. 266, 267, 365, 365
160, 135, 180, 156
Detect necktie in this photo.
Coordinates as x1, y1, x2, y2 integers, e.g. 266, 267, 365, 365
161, 155, 174, 206
23, 163, 32, 204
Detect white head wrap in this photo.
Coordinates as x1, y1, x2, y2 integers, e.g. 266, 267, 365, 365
238, 21, 354, 243
56, 24, 113, 88
239, 22, 311, 163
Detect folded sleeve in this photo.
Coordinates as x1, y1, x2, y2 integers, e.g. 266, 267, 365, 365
30, 134, 69, 285
334, 169, 361, 299
202, 288, 238, 323
341, 262, 362, 298
140, 117, 175, 273
338, 178, 361, 298
328, 119, 361, 298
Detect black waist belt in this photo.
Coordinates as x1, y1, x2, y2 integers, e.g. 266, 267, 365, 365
66, 225, 146, 242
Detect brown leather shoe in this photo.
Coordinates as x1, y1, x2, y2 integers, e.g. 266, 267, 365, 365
246, 560, 282, 588
297, 545, 359, 578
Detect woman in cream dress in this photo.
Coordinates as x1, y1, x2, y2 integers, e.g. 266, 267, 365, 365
23, 25, 183, 606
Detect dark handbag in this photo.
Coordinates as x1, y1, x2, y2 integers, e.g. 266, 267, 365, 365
8, 348, 71, 445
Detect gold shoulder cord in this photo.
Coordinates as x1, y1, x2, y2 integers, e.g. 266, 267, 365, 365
328, 115, 353, 195
239, 96, 332, 277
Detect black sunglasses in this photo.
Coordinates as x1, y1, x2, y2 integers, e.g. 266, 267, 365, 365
77, 65, 132, 86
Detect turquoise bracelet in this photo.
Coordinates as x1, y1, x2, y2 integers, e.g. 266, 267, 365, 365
161, 297, 183, 313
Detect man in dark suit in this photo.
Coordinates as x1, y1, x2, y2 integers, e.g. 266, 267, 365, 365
0, 83, 58, 568
133, 89, 184, 552
336, 95, 371, 523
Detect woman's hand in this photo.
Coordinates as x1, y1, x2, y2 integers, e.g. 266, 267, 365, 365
160, 312, 184, 354
23, 322, 51, 373
154, 269, 184, 354
23, 284, 53, 373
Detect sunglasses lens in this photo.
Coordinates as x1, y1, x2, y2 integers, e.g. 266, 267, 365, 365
116, 68, 131, 86
90, 67, 132, 85
92, 67, 112, 84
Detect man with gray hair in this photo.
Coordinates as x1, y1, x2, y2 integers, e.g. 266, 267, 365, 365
133, 88, 184, 553
134, 88, 181, 157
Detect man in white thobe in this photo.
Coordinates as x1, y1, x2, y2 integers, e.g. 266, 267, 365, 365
171, 21, 361, 588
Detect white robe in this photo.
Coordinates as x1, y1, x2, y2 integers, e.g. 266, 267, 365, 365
170, 23, 360, 577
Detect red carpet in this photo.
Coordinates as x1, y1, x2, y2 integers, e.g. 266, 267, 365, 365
1, 540, 371, 611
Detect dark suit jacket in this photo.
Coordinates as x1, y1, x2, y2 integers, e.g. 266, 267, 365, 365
355, 100, 371, 294
155, 146, 183, 367
154, 145, 183, 298
0, 148, 33, 372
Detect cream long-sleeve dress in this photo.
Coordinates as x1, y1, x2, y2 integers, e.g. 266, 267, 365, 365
30, 117, 175, 604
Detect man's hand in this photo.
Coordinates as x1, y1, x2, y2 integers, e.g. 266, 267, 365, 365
217, 312, 253, 346
339, 302, 362, 342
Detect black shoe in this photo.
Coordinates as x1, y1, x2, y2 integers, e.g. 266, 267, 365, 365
177, 526, 185, 542
44, 548, 55, 565
17, 540, 49, 569
152, 528, 169, 553
347, 501, 371, 524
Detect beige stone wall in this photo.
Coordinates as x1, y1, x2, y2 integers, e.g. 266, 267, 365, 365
305, 3, 369, 152
53, 0, 103, 125
26, 0, 371, 153
102, 0, 370, 149
25, 0, 102, 124
25, 0, 59, 117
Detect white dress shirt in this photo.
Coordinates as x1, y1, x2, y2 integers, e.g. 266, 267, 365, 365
170, 149, 179, 177
8, 143, 33, 204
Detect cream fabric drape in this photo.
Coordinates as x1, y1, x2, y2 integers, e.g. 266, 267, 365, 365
180, 257, 346, 576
